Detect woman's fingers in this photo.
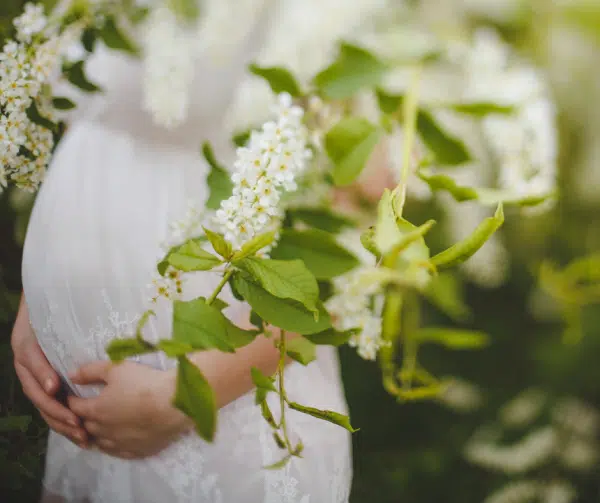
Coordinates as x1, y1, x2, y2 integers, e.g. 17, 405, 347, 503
20, 338, 61, 395
40, 411, 88, 448
15, 362, 80, 427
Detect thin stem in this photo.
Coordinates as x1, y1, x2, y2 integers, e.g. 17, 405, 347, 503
277, 330, 294, 452
206, 268, 234, 305
394, 65, 423, 218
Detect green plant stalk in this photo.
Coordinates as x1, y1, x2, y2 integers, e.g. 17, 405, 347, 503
206, 267, 234, 305
380, 290, 403, 396
277, 330, 294, 454
393, 65, 422, 218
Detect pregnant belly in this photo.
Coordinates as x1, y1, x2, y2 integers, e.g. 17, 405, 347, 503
21, 121, 215, 396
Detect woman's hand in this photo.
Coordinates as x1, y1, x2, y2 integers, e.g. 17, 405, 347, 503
11, 295, 88, 447
68, 360, 192, 460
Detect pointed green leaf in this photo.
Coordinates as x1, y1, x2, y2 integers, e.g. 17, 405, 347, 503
26, 101, 57, 132
232, 231, 277, 261
374, 189, 403, 255
211, 298, 229, 311
106, 337, 155, 362
416, 109, 470, 165
249, 64, 302, 97
325, 117, 382, 186
431, 203, 504, 270
224, 318, 259, 349
286, 337, 317, 365
303, 328, 354, 346
414, 328, 490, 349
261, 400, 277, 427
270, 229, 359, 280
264, 454, 293, 470
288, 208, 355, 233
168, 240, 222, 272
360, 227, 381, 260
251, 367, 277, 393
236, 257, 319, 313
417, 171, 478, 201
173, 356, 216, 442
135, 310, 156, 340
158, 237, 208, 275
232, 275, 332, 335
375, 88, 404, 115
288, 402, 358, 433
273, 431, 286, 449
232, 130, 251, 147
313, 42, 388, 99
63, 60, 102, 93
172, 298, 235, 352
157, 339, 194, 358
202, 142, 234, 210
98, 16, 139, 55
203, 227, 233, 260
423, 272, 472, 322
52, 97, 76, 110
449, 102, 515, 117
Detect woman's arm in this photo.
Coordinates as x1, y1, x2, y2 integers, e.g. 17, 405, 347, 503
68, 329, 298, 458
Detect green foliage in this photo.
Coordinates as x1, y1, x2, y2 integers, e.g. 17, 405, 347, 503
288, 402, 358, 433
287, 208, 355, 233
270, 229, 359, 280
431, 204, 504, 270
413, 328, 490, 349
203, 227, 233, 260
106, 337, 155, 361
173, 356, 216, 441
314, 42, 388, 99
249, 64, 303, 97
62, 60, 102, 93
97, 15, 139, 55
167, 240, 222, 272
303, 328, 354, 346
231, 274, 332, 334
232, 231, 276, 261
286, 337, 317, 365
325, 117, 382, 186
202, 142, 233, 210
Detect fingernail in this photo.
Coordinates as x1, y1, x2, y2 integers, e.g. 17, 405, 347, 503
45, 378, 54, 392
68, 418, 78, 427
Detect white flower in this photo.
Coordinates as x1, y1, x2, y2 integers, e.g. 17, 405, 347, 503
483, 480, 540, 503
214, 93, 311, 251
14, 3, 47, 43
141, 6, 195, 129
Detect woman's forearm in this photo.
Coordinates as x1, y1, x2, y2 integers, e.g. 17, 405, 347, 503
188, 330, 298, 409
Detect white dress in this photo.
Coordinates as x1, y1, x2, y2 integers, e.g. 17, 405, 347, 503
20, 10, 352, 503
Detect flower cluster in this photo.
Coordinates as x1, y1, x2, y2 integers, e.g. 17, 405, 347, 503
215, 93, 312, 250
0, 3, 80, 192
141, 6, 196, 129
326, 267, 388, 360
462, 28, 558, 207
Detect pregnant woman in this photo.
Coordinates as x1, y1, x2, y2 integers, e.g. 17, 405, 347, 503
10, 4, 353, 502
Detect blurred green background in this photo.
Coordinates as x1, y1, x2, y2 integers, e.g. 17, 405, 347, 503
2, 0, 600, 501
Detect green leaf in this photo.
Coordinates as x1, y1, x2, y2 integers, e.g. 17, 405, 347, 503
325, 117, 382, 186
416, 109, 470, 165
52, 97, 76, 110
98, 16, 138, 55
172, 298, 235, 352
419, 170, 555, 207
431, 203, 504, 270
303, 328, 354, 346
232, 231, 276, 261
236, 257, 319, 313
288, 402, 358, 433
251, 367, 277, 393
423, 272, 471, 322
202, 142, 233, 210
249, 64, 302, 97
417, 171, 478, 202
286, 337, 317, 365
63, 60, 102, 93
250, 310, 264, 329
173, 356, 216, 442
211, 298, 229, 311
232, 130, 251, 147
288, 208, 355, 233
265, 454, 293, 470
449, 102, 515, 117
0, 415, 31, 433
374, 189, 402, 255
270, 229, 359, 280
106, 337, 155, 362
26, 101, 56, 132
203, 227, 233, 260
273, 431, 286, 449
135, 310, 156, 340
360, 227, 381, 260
313, 42, 388, 99
81, 27, 97, 53
261, 400, 277, 427
232, 275, 332, 335
157, 339, 194, 357
157, 237, 208, 275
414, 327, 490, 349
168, 240, 222, 272
224, 318, 259, 349
375, 88, 404, 115
168, 0, 200, 22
